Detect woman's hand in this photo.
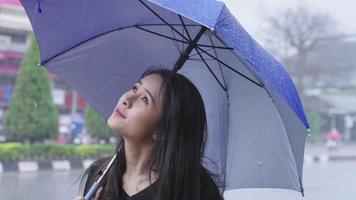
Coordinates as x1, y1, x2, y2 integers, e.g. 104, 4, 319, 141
74, 187, 103, 200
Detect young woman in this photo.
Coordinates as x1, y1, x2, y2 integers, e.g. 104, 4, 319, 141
75, 66, 225, 200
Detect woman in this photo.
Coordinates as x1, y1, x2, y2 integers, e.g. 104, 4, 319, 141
76, 66, 225, 200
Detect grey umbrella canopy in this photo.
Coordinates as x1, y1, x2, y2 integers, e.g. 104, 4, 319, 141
20, 0, 310, 196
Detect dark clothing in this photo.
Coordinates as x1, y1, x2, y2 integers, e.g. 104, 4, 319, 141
82, 157, 224, 200
120, 181, 158, 200
118, 179, 223, 200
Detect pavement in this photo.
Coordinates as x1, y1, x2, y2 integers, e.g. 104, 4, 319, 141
304, 142, 356, 163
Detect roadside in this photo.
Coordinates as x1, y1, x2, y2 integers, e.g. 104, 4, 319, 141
1, 143, 355, 173
304, 142, 356, 163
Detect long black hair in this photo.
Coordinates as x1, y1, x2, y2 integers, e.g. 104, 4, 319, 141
79, 66, 225, 200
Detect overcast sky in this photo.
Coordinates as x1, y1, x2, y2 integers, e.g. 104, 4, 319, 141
222, 0, 356, 44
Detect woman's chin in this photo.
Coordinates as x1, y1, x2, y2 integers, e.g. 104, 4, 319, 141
110, 123, 123, 132
107, 115, 122, 126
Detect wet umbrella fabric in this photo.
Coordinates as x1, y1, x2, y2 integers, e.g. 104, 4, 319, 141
20, 0, 310, 196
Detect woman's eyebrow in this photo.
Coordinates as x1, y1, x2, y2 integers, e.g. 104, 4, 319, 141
137, 80, 156, 106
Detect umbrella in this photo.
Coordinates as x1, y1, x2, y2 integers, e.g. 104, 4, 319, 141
20, 0, 311, 196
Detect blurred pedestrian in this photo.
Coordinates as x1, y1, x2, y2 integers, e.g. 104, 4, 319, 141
325, 128, 341, 151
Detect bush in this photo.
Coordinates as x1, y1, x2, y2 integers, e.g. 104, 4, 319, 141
0, 142, 23, 160
0, 143, 115, 161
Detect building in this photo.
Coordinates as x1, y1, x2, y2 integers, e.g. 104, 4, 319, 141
0, 0, 86, 136
0, 0, 86, 110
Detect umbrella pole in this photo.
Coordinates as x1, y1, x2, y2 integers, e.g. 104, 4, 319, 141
84, 153, 117, 200
173, 26, 207, 72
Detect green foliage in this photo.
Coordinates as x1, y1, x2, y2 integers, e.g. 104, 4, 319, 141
0, 143, 115, 160
84, 104, 114, 140
0, 142, 23, 160
306, 110, 326, 143
4, 33, 59, 142
75, 144, 114, 158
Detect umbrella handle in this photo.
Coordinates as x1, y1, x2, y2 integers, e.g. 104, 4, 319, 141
84, 181, 100, 200
84, 153, 118, 200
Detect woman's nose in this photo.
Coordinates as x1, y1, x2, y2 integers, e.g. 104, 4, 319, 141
122, 93, 134, 108
122, 97, 130, 108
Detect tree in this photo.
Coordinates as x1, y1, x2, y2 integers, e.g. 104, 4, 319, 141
84, 104, 115, 142
306, 109, 326, 143
260, 4, 337, 95
5, 33, 59, 143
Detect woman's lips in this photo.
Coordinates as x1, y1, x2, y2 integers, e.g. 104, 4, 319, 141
115, 108, 126, 118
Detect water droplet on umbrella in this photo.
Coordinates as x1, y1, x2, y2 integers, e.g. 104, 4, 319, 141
36, 1, 42, 13
34, 101, 37, 108
307, 128, 312, 136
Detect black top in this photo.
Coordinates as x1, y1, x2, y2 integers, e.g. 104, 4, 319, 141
118, 180, 223, 200
120, 181, 158, 200
83, 157, 224, 200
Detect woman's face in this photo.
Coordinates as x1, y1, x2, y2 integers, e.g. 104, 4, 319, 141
107, 73, 163, 142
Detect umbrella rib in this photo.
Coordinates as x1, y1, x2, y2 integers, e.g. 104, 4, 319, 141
188, 58, 216, 61
170, 27, 183, 53
190, 48, 214, 58
138, 0, 190, 42
135, 25, 189, 45
197, 46, 263, 87
178, 14, 192, 41
137, 23, 201, 27
181, 19, 185, 50
208, 35, 228, 91
194, 47, 227, 91
138, 22, 231, 50
41, 24, 188, 66
207, 29, 240, 52
196, 44, 233, 50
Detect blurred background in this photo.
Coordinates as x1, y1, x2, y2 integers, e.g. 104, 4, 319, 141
0, 0, 355, 199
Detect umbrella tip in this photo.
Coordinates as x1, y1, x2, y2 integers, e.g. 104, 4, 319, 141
307, 128, 312, 136
36, 63, 42, 67
299, 177, 305, 197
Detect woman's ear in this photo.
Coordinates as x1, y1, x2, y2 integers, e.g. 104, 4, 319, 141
152, 131, 161, 141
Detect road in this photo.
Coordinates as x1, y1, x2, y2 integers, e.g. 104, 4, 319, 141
0, 162, 355, 200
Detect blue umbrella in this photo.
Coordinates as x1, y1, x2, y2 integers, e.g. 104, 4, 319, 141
20, 0, 310, 197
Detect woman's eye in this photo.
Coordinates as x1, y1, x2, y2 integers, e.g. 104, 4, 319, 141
142, 97, 148, 105
132, 86, 148, 105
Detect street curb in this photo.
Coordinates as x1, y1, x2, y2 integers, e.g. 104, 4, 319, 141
304, 154, 356, 164
1, 155, 356, 172
0, 159, 95, 173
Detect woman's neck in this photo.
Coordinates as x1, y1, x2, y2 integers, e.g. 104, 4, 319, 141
123, 138, 154, 178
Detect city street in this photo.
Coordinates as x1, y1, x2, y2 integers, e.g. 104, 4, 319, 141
0, 0, 355, 200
